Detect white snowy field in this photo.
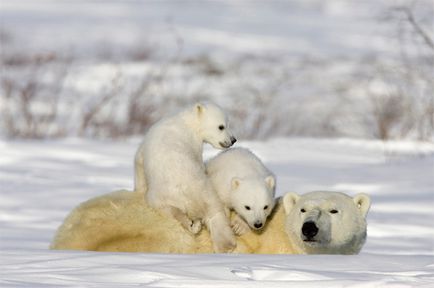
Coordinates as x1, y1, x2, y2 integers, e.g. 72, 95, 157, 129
1, 138, 433, 287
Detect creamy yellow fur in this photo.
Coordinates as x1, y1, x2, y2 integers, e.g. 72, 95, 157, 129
50, 190, 297, 254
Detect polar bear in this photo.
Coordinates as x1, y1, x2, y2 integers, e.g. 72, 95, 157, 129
283, 191, 371, 254
51, 190, 370, 255
206, 148, 276, 235
134, 102, 237, 252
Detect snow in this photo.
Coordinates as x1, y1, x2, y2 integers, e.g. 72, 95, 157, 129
1, 0, 433, 286
1, 138, 433, 287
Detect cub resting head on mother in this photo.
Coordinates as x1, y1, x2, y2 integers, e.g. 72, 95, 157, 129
51, 189, 370, 254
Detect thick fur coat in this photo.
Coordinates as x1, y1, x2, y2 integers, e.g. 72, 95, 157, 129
50, 190, 295, 253
51, 190, 370, 254
206, 148, 276, 234
133, 102, 237, 252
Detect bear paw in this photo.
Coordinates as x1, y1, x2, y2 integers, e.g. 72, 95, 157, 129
231, 216, 250, 236
213, 231, 237, 253
189, 220, 202, 234
208, 212, 237, 253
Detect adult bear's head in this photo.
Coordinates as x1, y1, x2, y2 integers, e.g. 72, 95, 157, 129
283, 191, 371, 254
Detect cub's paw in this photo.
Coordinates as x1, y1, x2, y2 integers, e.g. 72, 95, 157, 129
189, 220, 202, 234
231, 217, 250, 236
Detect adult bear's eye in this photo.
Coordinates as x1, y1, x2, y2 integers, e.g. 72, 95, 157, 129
245, 205, 251, 210
300, 208, 306, 213
330, 209, 338, 214
264, 205, 268, 210
218, 125, 225, 131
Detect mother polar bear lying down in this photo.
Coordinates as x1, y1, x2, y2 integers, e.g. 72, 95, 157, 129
51, 189, 371, 254
50, 102, 371, 254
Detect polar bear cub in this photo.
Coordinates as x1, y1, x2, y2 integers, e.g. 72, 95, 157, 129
206, 148, 276, 235
134, 102, 237, 252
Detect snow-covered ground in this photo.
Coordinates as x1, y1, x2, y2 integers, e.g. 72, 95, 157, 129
1, 138, 433, 287
1, 0, 433, 286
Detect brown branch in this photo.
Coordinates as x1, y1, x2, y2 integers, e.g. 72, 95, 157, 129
403, 6, 434, 51
79, 71, 122, 136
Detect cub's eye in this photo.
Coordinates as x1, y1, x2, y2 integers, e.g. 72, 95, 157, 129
300, 208, 306, 213
330, 209, 338, 214
218, 125, 225, 131
264, 205, 268, 210
244, 205, 251, 210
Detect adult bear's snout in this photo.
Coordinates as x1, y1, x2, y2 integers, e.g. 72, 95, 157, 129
302, 221, 319, 239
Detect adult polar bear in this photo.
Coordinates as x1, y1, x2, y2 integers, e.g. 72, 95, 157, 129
134, 102, 237, 252
51, 190, 371, 255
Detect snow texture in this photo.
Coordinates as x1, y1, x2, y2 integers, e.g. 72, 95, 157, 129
1, 138, 433, 287
1, 0, 433, 286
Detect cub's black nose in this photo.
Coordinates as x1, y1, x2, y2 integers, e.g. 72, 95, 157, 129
231, 137, 237, 145
302, 221, 318, 238
254, 222, 263, 229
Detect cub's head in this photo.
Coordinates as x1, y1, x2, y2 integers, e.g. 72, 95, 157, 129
193, 102, 236, 149
283, 191, 371, 254
230, 176, 276, 230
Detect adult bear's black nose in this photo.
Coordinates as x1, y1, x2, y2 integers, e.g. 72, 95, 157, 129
230, 137, 237, 145
254, 221, 263, 229
302, 221, 319, 238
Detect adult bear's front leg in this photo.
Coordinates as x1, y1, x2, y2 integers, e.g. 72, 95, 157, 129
206, 211, 236, 253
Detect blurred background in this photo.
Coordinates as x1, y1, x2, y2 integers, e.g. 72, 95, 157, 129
1, 0, 433, 141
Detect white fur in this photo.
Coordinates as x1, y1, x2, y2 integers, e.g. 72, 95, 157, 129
206, 148, 276, 235
283, 191, 371, 254
134, 102, 237, 252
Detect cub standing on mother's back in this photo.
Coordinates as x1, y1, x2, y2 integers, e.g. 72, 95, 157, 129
134, 102, 237, 252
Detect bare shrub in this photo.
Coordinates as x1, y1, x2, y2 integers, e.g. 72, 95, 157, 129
78, 71, 122, 137
368, 92, 406, 140
358, 1, 434, 141
1, 54, 68, 138
182, 55, 225, 76
1, 1, 432, 142
123, 73, 162, 136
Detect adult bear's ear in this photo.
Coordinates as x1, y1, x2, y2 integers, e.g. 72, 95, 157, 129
265, 175, 275, 191
283, 192, 299, 215
194, 102, 204, 117
353, 193, 371, 218
231, 177, 241, 190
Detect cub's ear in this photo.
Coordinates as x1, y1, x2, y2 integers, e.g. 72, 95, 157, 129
194, 102, 205, 116
231, 177, 241, 190
283, 192, 300, 215
265, 175, 276, 190
353, 193, 371, 218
